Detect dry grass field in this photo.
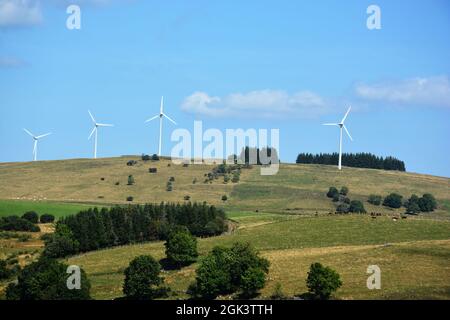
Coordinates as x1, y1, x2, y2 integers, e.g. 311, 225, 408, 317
0, 157, 448, 216
0, 157, 449, 300
63, 213, 450, 300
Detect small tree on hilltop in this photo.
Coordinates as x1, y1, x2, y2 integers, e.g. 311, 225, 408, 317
418, 194, 437, 212
123, 255, 163, 299
368, 195, 382, 206
349, 200, 366, 213
306, 262, 342, 300
127, 175, 135, 186
383, 193, 403, 209
405, 194, 421, 214
327, 187, 339, 198
165, 229, 198, 268
221, 195, 228, 202
339, 186, 349, 196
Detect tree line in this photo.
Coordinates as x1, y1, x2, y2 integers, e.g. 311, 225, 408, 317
296, 152, 406, 171
44, 202, 227, 258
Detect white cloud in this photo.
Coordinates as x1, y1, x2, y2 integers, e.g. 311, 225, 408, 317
181, 90, 331, 119
355, 76, 450, 108
0, 0, 42, 27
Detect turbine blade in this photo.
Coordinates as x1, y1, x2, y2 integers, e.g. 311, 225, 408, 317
23, 128, 34, 138
88, 110, 96, 123
96, 123, 113, 127
343, 125, 353, 141
341, 106, 351, 123
145, 115, 159, 123
160, 96, 164, 114
36, 132, 52, 139
163, 113, 177, 125
88, 127, 96, 140
322, 123, 338, 126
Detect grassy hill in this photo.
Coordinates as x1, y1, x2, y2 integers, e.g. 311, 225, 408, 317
1, 156, 449, 300
0, 156, 449, 217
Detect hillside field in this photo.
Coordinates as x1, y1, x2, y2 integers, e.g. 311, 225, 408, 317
0, 156, 449, 300
0, 156, 449, 217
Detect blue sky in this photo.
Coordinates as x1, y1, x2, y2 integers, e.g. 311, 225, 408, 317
1, 0, 449, 177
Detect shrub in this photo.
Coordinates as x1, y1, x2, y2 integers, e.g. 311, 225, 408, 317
166, 183, 173, 192
6, 257, 91, 300
169, 176, 175, 182
43, 224, 80, 258
115, 181, 120, 186
184, 195, 191, 201
221, 195, 228, 202
336, 203, 349, 214
151, 154, 160, 161
149, 168, 157, 173
349, 200, 366, 213
340, 186, 349, 196
383, 193, 403, 208
123, 255, 163, 299
142, 154, 151, 161
231, 172, 240, 183
22, 211, 39, 224
306, 262, 342, 300
270, 283, 287, 300
127, 175, 135, 185
126, 196, 134, 202
342, 197, 351, 204
418, 194, 437, 212
240, 267, 267, 298
223, 175, 230, 183
0, 259, 11, 280
332, 194, 340, 202
192, 178, 197, 184
0, 216, 40, 232
368, 195, 382, 206
326, 187, 339, 198
18, 234, 32, 242
188, 242, 269, 299
40, 214, 55, 224
405, 194, 421, 214
164, 229, 198, 268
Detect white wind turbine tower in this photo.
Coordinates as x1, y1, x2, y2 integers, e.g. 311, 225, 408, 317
88, 110, 113, 159
323, 107, 353, 170
23, 129, 52, 161
145, 96, 177, 156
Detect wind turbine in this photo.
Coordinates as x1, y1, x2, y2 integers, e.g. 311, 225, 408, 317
23, 129, 52, 161
88, 110, 113, 159
145, 96, 177, 156
323, 107, 353, 170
